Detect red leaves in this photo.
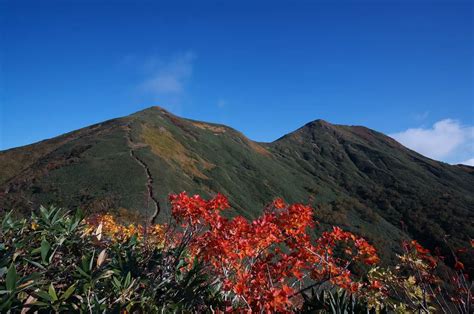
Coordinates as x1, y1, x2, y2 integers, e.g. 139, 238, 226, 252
454, 260, 464, 271
369, 280, 383, 290
412, 240, 430, 254
170, 192, 228, 226
265, 285, 294, 311
169, 192, 380, 311
316, 227, 380, 269
83, 192, 471, 312
364, 255, 380, 265
272, 197, 286, 209
403, 240, 438, 269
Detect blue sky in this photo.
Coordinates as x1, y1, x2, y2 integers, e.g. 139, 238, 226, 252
1, 0, 473, 164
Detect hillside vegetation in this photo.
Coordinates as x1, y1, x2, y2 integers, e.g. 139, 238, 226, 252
1, 107, 473, 272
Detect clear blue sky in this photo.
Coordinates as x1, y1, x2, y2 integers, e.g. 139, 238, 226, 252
1, 0, 473, 164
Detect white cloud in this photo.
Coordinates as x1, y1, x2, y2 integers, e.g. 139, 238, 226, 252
140, 51, 195, 99
460, 158, 474, 166
390, 119, 474, 163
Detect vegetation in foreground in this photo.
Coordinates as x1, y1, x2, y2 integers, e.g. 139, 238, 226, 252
0, 193, 472, 313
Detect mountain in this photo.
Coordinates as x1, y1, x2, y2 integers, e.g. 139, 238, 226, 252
1, 106, 473, 268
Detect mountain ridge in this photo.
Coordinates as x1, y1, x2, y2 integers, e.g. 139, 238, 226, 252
1, 106, 473, 270
3, 106, 472, 169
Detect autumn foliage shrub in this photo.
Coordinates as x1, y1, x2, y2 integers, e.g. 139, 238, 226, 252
364, 239, 472, 313
169, 192, 379, 311
1, 192, 472, 312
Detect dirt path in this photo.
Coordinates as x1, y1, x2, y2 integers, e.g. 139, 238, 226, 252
126, 126, 160, 224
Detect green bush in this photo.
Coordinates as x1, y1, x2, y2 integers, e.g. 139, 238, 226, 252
0, 206, 222, 312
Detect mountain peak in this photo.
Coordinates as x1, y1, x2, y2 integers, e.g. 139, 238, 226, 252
310, 118, 331, 125
134, 106, 170, 115
304, 119, 338, 131
302, 119, 333, 128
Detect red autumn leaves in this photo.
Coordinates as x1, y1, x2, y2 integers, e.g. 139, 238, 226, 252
82, 192, 471, 312
169, 192, 380, 311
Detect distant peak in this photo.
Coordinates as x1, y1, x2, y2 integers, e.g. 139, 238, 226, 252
143, 106, 169, 113
131, 106, 174, 118
310, 119, 331, 125
303, 119, 334, 129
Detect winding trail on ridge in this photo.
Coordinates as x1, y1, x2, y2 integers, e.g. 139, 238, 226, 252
126, 125, 160, 224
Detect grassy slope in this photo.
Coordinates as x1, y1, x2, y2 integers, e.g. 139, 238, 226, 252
1, 107, 473, 267
270, 120, 474, 264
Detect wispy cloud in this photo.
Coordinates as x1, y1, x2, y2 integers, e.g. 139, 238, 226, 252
390, 119, 474, 165
216, 99, 227, 109
138, 51, 195, 110
460, 158, 474, 166
413, 111, 429, 122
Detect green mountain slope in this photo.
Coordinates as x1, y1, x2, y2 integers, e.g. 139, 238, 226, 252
1, 107, 473, 268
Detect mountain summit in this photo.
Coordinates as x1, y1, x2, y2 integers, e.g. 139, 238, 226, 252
1, 107, 473, 266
